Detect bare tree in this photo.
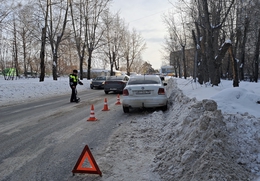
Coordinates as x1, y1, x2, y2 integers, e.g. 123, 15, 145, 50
121, 28, 146, 76
0, 1, 25, 79
70, 0, 111, 80
102, 11, 125, 75
47, 0, 70, 80
0, 31, 9, 74
199, 0, 235, 85
15, 4, 36, 78
0, 0, 15, 24
39, 0, 49, 82
11, 16, 19, 79
163, 9, 189, 79
161, 30, 181, 77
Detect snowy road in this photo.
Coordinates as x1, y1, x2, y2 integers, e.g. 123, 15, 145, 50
0, 90, 128, 180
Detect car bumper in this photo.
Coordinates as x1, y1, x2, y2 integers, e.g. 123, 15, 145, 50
91, 84, 104, 88
94, 85, 104, 88
104, 87, 124, 92
122, 97, 167, 108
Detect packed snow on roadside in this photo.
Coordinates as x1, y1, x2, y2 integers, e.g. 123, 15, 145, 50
1, 76, 260, 180
0, 76, 90, 106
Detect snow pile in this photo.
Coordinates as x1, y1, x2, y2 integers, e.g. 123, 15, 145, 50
154, 78, 259, 180
178, 78, 260, 118
99, 78, 260, 181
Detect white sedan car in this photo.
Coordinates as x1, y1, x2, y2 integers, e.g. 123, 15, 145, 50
122, 75, 168, 113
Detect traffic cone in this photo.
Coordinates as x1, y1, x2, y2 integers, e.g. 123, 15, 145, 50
115, 94, 121, 105
102, 98, 110, 111
87, 104, 98, 121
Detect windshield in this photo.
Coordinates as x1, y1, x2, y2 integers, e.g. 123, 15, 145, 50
107, 76, 125, 80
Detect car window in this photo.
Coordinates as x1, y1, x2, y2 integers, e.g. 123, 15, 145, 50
96, 77, 105, 80
128, 77, 161, 85
107, 76, 124, 80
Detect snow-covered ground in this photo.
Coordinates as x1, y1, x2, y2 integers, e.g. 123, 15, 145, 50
1, 76, 260, 180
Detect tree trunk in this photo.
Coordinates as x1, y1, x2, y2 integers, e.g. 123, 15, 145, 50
39, 27, 46, 82
87, 50, 92, 80
192, 27, 202, 83
254, 28, 260, 82
228, 46, 239, 87
225, 55, 231, 79
215, 42, 239, 87
202, 0, 216, 85
22, 28, 27, 78
80, 56, 84, 80
239, 17, 249, 81
39, 0, 49, 82
200, 27, 209, 84
13, 20, 19, 80
114, 56, 120, 70
178, 58, 181, 78
192, 30, 197, 81
111, 51, 115, 75
52, 52, 58, 80
182, 46, 187, 79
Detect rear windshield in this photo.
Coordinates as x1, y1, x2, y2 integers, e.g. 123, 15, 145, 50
95, 77, 106, 80
128, 76, 161, 85
107, 76, 125, 80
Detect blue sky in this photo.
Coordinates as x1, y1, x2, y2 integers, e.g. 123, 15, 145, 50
110, 0, 175, 70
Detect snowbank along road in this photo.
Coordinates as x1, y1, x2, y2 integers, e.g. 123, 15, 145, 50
0, 78, 260, 181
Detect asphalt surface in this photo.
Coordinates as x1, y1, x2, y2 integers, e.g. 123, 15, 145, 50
0, 89, 128, 181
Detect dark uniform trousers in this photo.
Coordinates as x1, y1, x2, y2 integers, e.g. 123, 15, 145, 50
70, 86, 77, 102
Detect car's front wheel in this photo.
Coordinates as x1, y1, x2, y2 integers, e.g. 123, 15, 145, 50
123, 106, 129, 113
105, 91, 109, 94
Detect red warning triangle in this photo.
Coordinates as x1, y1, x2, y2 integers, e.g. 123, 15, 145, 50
72, 145, 102, 176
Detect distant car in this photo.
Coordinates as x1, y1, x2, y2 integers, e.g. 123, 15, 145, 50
90, 76, 108, 89
104, 75, 129, 94
122, 75, 168, 113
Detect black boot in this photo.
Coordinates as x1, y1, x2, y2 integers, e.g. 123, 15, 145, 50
75, 97, 80, 103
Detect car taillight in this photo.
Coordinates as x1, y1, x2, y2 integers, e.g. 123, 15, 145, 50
123, 89, 129, 96
158, 88, 165, 95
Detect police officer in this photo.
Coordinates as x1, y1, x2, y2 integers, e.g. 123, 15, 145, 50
69, 69, 83, 103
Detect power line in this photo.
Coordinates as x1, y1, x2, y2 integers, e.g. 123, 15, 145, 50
128, 7, 174, 23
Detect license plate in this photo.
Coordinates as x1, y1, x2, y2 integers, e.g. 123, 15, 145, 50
135, 90, 151, 94
110, 88, 117, 90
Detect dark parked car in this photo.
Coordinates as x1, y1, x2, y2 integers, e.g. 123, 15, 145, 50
104, 75, 129, 94
90, 76, 108, 89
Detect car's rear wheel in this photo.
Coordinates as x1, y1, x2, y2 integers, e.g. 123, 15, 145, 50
161, 104, 167, 111
123, 106, 129, 113
105, 91, 109, 94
